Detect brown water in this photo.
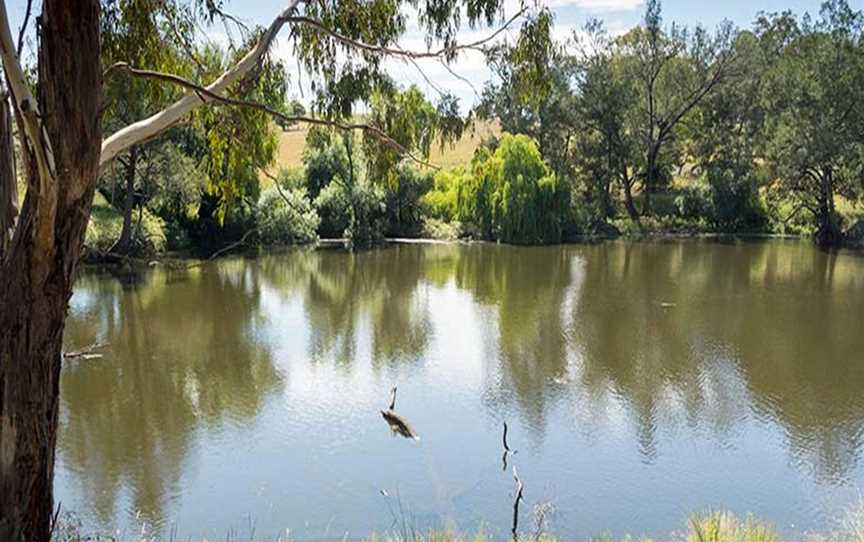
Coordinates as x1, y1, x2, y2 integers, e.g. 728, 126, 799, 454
58, 240, 864, 541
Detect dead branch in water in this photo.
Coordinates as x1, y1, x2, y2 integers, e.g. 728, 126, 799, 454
63, 343, 107, 360
502, 421, 518, 471
512, 466, 524, 541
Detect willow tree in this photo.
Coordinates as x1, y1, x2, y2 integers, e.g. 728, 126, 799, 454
0, 0, 521, 539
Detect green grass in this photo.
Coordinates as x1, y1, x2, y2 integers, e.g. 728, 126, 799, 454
83, 192, 166, 258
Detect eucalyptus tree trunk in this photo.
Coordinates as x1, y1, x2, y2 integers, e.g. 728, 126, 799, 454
0, 94, 16, 258
0, 2, 102, 541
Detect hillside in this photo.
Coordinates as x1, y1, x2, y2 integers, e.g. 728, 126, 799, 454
272, 120, 501, 172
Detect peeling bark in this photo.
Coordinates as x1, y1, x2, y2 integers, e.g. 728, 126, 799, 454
0, 94, 16, 258
0, 2, 102, 541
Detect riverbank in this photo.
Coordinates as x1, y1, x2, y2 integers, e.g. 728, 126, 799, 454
51, 508, 864, 542
80, 232, 827, 270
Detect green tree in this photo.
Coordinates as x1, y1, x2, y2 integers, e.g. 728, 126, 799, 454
459, 133, 566, 243
685, 30, 769, 231
616, 0, 738, 214
571, 20, 642, 223
479, 9, 575, 180
759, 1, 864, 246
100, 0, 191, 254
0, 0, 516, 538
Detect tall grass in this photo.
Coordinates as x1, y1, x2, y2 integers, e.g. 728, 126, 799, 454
52, 502, 864, 542
687, 513, 779, 542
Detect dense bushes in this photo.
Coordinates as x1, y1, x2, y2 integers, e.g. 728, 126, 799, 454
385, 165, 434, 237
258, 183, 320, 245
706, 164, 769, 232
84, 125, 798, 260
314, 178, 387, 247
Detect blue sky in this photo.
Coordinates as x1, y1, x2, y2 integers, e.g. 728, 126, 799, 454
5, 0, 860, 110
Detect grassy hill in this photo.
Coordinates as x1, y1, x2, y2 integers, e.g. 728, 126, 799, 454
272, 120, 501, 172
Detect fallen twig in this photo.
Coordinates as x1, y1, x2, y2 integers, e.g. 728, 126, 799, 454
63, 342, 107, 360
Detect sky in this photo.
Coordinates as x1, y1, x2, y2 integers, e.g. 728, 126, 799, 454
5, 0, 860, 111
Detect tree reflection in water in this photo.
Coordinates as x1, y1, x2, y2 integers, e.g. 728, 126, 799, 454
58, 241, 864, 539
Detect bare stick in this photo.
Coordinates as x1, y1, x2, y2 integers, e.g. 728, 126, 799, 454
15, 0, 32, 57
502, 421, 518, 470
512, 466, 524, 541
503, 422, 512, 452
64, 342, 107, 360
47, 500, 62, 542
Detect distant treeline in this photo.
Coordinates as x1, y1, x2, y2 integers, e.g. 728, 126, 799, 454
88, 0, 864, 257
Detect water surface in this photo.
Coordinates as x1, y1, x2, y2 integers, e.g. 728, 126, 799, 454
58, 240, 864, 540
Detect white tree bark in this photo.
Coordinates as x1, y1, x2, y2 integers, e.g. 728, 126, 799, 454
0, 0, 58, 254
99, 0, 304, 169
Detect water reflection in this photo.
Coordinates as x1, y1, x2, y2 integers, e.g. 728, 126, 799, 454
569, 241, 864, 478
58, 241, 864, 539
62, 263, 283, 528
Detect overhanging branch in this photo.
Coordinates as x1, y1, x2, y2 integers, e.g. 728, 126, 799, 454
100, 0, 305, 169
105, 62, 440, 170
287, 7, 526, 60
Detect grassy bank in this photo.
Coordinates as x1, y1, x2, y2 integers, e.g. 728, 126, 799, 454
51, 508, 864, 542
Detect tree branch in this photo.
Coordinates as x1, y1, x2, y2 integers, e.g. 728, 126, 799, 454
15, 0, 32, 57
262, 169, 311, 216
105, 62, 440, 170
287, 8, 526, 60
100, 0, 305, 169
0, 0, 58, 253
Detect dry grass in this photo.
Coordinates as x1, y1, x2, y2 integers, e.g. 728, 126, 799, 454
271, 120, 501, 172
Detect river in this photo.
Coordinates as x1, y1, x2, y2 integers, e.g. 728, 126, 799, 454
57, 239, 864, 541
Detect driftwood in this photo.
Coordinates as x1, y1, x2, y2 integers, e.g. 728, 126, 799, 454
502, 421, 518, 471
512, 466, 524, 541
63, 342, 107, 361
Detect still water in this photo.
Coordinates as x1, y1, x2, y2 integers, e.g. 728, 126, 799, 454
58, 240, 864, 541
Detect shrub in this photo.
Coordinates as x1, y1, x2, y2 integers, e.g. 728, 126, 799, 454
384, 165, 433, 237
673, 185, 713, 221
687, 512, 779, 542
258, 185, 320, 245
422, 217, 463, 240
314, 177, 386, 247
315, 179, 352, 238
706, 164, 769, 232
345, 180, 387, 249
423, 167, 465, 221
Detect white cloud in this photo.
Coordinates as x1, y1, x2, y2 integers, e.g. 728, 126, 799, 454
545, 0, 643, 12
